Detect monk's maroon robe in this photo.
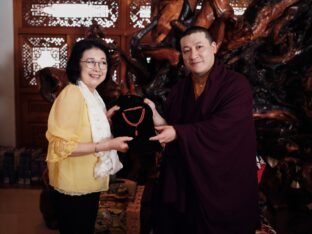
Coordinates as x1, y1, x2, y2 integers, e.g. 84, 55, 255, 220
153, 60, 259, 234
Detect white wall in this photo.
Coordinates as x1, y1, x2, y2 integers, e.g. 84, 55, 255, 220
0, 0, 15, 146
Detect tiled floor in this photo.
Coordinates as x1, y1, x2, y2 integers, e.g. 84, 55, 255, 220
0, 188, 58, 234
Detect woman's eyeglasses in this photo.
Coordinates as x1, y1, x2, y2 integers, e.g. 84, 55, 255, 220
81, 60, 107, 70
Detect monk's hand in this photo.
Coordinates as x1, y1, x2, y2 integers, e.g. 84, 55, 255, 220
106, 105, 120, 125
144, 98, 167, 126
149, 125, 176, 144
144, 98, 156, 112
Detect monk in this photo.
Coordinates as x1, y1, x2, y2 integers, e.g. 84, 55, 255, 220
145, 26, 259, 234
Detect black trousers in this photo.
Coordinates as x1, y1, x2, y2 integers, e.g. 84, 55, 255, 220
49, 187, 100, 234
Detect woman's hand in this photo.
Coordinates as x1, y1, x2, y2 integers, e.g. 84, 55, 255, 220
106, 105, 120, 125
101, 136, 133, 153
71, 137, 131, 157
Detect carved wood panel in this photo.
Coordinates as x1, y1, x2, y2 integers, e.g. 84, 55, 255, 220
20, 35, 68, 87
20, 94, 52, 147
22, 0, 121, 28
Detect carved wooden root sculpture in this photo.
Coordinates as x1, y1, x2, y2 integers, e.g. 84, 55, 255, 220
151, 0, 184, 44
35, 67, 68, 103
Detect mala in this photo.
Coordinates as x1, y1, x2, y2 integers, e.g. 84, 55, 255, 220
122, 106, 145, 136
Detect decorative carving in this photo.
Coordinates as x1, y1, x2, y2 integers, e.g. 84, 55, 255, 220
129, 0, 152, 29
23, 0, 120, 28
22, 36, 67, 85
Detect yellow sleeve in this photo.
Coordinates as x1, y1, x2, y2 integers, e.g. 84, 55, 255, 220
46, 84, 84, 162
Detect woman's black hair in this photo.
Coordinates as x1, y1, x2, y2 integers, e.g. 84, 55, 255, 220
66, 39, 112, 84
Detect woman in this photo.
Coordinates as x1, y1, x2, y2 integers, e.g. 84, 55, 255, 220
46, 39, 132, 234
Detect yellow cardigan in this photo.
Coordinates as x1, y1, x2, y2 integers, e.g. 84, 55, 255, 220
46, 84, 109, 195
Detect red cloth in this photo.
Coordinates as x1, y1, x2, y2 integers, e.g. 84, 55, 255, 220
257, 164, 266, 184
256, 155, 266, 184
154, 60, 259, 234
